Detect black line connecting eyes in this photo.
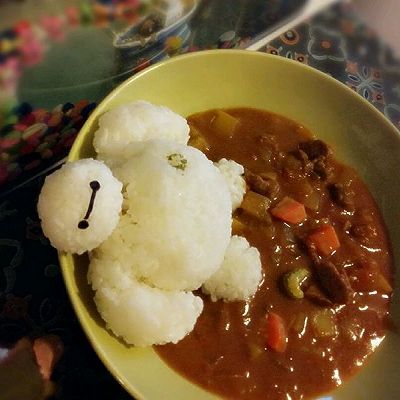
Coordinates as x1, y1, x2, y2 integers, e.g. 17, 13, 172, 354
78, 180, 101, 230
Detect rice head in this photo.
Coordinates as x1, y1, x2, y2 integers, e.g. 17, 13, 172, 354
37, 159, 122, 254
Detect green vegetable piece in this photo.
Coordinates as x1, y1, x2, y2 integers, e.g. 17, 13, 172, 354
282, 268, 310, 299
167, 153, 187, 171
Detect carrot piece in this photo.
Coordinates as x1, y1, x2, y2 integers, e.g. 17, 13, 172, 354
307, 224, 340, 256
270, 196, 307, 224
264, 312, 287, 352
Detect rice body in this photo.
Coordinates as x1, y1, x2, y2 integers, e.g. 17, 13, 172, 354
107, 139, 232, 291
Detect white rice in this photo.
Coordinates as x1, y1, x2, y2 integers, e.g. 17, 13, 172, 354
108, 139, 232, 291
39, 101, 265, 347
88, 255, 203, 347
215, 158, 246, 211
203, 235, 262, 302
37, 159, 122, 255
93, 101, 190, 161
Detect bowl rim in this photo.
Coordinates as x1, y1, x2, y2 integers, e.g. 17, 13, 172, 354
67, 49, 399, 163
61, 49, 400, 400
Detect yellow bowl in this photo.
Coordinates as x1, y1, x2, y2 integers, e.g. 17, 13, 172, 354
60, 50, 400, 400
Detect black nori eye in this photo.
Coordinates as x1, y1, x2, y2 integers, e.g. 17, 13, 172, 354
78, 220, 89, 230
78, 180, 101, 229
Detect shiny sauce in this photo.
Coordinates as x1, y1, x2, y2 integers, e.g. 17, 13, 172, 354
156, 108, 393, 400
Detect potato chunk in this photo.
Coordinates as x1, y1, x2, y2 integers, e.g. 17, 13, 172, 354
212, 110, 240, 138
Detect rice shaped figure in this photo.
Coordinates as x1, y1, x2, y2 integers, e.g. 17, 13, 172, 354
101, 139, 232, 291
203, 235, 262, 302
88, 255, 203, 347
93, 100, 190, 163
37, 159, 123, 255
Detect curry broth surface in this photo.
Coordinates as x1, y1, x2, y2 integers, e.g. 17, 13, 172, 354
155, 108, 393, 400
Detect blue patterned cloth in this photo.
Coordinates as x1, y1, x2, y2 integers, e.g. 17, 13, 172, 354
262, 2, 400, 129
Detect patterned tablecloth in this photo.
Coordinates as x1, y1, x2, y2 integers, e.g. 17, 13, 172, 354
0, 1, 399, 399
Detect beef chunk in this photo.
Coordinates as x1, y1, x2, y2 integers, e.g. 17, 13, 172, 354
314, 260, 353, 304
304, 284, 333, 307
290, 149, 314, 173
313, 157, 333, 181
296, 140, 333, 181
292, 148, 309, 164
305, 241, 320, 264
298, 139, 330, 160
245, 169, 280, 199
328, 183, 355, 210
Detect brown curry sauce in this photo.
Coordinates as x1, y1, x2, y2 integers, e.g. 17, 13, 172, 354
155, 108, 393, 400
